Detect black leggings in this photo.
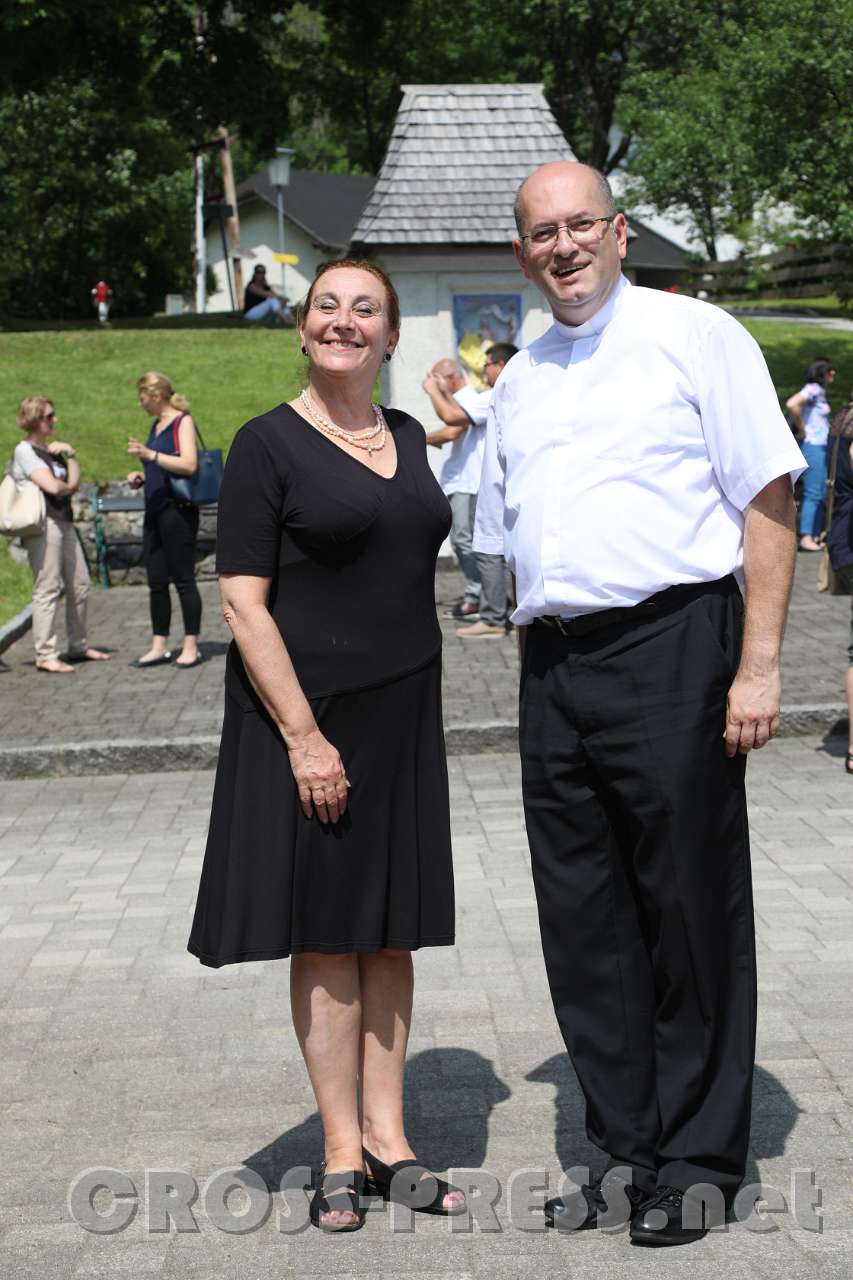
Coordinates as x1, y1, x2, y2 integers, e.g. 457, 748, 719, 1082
143, 502, 202, 637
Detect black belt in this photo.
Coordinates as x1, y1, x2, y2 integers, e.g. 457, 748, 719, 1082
532, 578, 735, 639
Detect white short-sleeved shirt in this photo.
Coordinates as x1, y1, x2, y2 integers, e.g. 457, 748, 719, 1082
438, 385, 492, 496
473, 275, 806, 624
799, 381, 831, 447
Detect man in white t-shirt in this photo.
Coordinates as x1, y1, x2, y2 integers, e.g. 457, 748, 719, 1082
422, 358, 491, 620
455, 342, 518, 639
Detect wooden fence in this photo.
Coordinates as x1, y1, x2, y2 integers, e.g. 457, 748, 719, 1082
692, 244, 853, 301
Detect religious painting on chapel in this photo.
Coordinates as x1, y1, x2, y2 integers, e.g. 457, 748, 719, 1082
452, 293, 522, 389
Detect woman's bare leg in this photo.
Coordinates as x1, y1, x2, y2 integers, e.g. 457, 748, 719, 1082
290, 952, 363, 1226
359, 949, 463, 1209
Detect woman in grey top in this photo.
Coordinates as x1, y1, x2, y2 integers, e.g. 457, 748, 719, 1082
11, 396, 109, 673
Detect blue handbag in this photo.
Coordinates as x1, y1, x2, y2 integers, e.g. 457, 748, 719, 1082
168, 419, 223, 507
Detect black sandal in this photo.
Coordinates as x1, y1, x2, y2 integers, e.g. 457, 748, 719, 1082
362, 1146, 466, 1216
309, 1164, 367, 1233
846, 752, 853, 775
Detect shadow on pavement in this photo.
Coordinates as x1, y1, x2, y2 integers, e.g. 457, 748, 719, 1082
241, 1047, 511, 1189
526, 1053, 800, 1190
199, 640, 230, 660
819, 729, 849, 759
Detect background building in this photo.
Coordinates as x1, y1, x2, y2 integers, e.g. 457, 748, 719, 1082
204, 170, 373, 312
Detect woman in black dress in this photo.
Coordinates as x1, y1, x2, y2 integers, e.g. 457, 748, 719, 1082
188, 259, 463, 1230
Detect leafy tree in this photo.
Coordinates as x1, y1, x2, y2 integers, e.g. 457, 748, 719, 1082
616, 0, 853, 260
283, 0, 502, 173
283, 0, 752, 176
618, 63, 758, 259
0, 1, 294, 152
0, 82, 191, 319
494, 0, 741, 173
737, 0, 853, 245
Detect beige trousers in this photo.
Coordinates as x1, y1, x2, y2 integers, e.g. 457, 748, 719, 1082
24, 517, 89, 662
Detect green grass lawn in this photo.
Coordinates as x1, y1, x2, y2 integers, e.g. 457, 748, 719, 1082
0, 327, 304, 484
739, 320, 853, 408
0, 538, 33, 625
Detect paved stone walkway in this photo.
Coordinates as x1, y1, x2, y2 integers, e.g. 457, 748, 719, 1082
1, 557, 851, 762
1, 739, 851, 1278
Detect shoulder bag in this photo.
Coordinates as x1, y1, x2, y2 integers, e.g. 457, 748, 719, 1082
168, 417, 223, 507
0, 469, 46, 539
817, 431, 850, 595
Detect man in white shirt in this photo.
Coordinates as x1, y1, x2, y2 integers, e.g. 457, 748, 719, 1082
474, 162, 805, 1246
423, 358, 491, 620
456, 342, 518, 638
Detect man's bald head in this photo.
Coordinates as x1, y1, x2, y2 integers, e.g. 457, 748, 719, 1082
432, 358, 464, 381
510, 160, 627, 326
513, 162, 616, 237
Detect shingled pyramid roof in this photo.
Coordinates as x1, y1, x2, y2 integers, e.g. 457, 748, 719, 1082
352, 83, 576, 246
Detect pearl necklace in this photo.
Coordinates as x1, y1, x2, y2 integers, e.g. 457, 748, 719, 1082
300, 390, 387, 455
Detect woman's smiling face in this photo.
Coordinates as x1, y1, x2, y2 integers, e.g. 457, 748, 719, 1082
301, 267, 398, 379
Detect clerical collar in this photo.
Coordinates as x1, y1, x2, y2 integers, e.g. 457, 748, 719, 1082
552, 273, 631, 341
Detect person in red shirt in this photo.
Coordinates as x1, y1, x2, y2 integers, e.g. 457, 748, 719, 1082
91, 280, 112, 323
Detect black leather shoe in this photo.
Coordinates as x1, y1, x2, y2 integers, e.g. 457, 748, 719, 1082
545, 1172, 647, 1232
629, 1185, 709, 1246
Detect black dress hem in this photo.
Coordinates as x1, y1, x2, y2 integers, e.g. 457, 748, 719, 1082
187, 935, 456, 969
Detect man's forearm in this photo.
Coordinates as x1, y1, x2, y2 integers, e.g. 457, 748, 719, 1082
424, 385, 468, 427
426, 425, 466, 447
740, 478, 797, 674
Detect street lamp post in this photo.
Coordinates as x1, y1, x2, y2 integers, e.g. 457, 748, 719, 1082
267, 147, 295, 298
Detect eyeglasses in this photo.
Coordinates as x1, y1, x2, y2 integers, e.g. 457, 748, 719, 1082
521, 215, 616, 251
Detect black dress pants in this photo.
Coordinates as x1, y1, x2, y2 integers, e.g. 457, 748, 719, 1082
519, 577, 756, 1202
143, 501, 202, 637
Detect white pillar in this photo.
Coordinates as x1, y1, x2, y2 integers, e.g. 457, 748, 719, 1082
275, 186, 287, 297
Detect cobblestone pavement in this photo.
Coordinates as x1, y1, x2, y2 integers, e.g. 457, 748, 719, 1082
1, 556, 850, 752
1, 739, 852, 1279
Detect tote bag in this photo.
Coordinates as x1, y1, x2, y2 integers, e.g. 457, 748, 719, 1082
0, 471, 46, 539
817, 430, 851, 595
168, 419, 223, 507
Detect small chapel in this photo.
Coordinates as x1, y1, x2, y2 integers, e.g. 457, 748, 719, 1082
350, 83, 687, 424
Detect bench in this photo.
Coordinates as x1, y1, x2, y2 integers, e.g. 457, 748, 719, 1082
90, 493, 218, 587
90, 492, 146, 587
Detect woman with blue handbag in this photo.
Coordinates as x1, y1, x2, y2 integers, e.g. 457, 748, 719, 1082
127, 371, 203, 669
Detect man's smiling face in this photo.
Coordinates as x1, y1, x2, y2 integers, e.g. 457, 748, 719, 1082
513, 162, 628, 326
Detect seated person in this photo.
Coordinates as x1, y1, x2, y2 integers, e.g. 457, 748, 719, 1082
243, 265, 294, 324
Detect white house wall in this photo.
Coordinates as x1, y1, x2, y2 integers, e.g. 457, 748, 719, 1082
204, 202, 325, 312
